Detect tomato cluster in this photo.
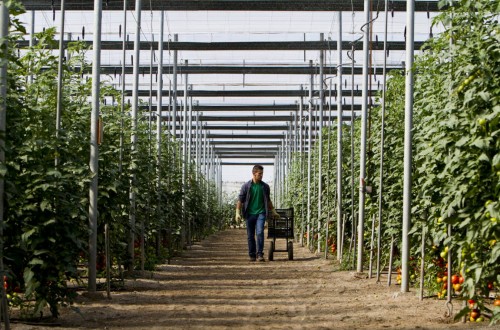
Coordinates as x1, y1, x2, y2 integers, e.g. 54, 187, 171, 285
468, 300, 484, 322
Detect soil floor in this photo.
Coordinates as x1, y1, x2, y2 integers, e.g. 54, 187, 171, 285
10, 228, 493, 330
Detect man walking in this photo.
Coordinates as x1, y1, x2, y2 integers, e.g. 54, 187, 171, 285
235, 165, 280, 262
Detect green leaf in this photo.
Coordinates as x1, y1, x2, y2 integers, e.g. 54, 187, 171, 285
21, 228, 36, 243
40, 199, 50, 211
0, 164, 7, 177
28, 258, 44, 266
46, 169, 62, 178
489, 244, 500, 264
474, 267, 483, 284
492, 153, 500, 169
33, 249, 50, 256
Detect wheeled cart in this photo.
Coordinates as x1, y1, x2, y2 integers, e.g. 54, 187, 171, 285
267, 208, 294, 261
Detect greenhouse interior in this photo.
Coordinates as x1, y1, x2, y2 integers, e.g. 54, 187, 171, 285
0, 0, 498, 328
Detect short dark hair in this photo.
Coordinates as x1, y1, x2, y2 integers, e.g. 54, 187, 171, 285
252, 164, 264, 172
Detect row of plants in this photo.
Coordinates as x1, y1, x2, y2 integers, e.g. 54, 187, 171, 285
1, 1, 231, 319
283, 0, 499, 324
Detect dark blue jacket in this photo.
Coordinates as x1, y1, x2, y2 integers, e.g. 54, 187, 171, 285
238, 180, 271, 219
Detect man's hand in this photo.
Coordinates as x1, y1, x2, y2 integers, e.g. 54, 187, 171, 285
271, 209, 280, 220
235, 209, 242, 222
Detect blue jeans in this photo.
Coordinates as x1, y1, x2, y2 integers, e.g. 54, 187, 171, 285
246, 213, 266, 258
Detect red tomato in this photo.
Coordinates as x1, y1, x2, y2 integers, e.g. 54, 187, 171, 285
451, 275, 459, 284
459, 276, 464, 284
494, 299, 500, 307
470, 309, 480, 320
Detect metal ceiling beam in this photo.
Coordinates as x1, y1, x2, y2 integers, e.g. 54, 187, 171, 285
91, 65, 402, 75
207, 140, 285, 145
221, 162, 273, 166
22, 1, 441, 12
195, 125, 289, 131
196, 114, 353, 122
132, 90, 373, 98
141, 103, 363, 111
216, 150, 277, 154
197, 133, 286, 139
215, 146, 279, 150
217, 154, 276, 159
17, 40, 425, 51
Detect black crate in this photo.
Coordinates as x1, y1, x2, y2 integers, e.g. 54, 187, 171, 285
267, 208, 294, 239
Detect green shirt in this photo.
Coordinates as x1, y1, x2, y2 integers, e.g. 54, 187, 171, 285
248, 182, 266, 215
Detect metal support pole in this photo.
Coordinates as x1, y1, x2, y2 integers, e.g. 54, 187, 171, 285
299, 86, 304, 246
119, 0, 127, 174
401, 0, 415, 293
306, 60, 313, 249
317, 33, 324, 253
188, 87, 193, 167
324, 80, 332, 260
157, 10, 164, 231
357, 0, 370, 273
172, 34, 178, 137
387, 235, 394, 286
349, 45, 355, 260
419, 226, 426, 300
376, 0, 389, 283
129, 0, 142, 271
336, 12, 343, 261
55, 0, 65, 143
29, 9, 35, 84
294, 106, 298, 154
182, 60, 188, 246
89, 0, 103, 292
203, 130, 207, 177
195, 112, 200, 180
0, 3, 11, 328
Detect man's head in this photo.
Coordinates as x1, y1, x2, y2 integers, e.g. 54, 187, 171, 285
252, 164, 264, 183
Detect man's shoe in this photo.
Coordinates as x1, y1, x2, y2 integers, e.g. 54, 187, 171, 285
257, 255, 265, 262
249, 256, 256, 262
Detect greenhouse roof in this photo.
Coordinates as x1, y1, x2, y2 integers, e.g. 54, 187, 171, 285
17, 0, 443, 180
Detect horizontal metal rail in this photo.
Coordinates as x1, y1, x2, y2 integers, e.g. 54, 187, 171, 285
22, 0, 441, 12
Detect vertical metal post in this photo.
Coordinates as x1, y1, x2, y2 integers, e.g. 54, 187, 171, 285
188, 86, 193, 167
306, 61, 313, 248
183, 60, 188, 164
419, 226, 426, 300
349, 45, 355, 259
336, 12, 343, 261
0, 3, 11, 328
401, 0, 415, 293
172, 34, 178, 137
55, 0, 65, 145
387, 235, 394, 285
369, 214, 375, 277
119, 0, 127, 173
203, 130, 207, 177
129, 0, 142, 270
357, 0, 370, 273
294, 106, 298, 154
157, 10, 164, 229
29, 9, 35, 84
89, 0, 103, 292
376, 0, 389, 283
317, 33, 324, 253
195, 111, 200, 180
446, 0, 454, 308
325, 80, 332, 260
299, 86, 304, 246
182, 60, 188, 246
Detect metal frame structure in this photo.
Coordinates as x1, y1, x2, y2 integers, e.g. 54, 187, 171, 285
14, 0, 438, 293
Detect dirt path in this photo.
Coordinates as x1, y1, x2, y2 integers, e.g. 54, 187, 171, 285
11, 228, 490, 329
